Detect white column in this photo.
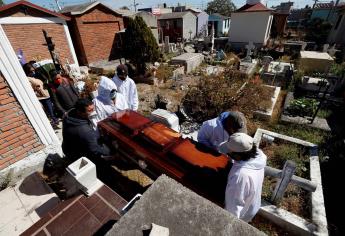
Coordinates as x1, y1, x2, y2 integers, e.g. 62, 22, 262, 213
0, 24, 60, 146
63, 22, 79, 67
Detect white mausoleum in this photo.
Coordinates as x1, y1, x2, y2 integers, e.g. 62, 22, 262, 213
229, 0, 273, 46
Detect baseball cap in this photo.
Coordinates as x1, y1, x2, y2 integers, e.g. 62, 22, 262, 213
218, 133, 254, 154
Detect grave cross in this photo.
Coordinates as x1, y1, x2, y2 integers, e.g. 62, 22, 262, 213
328, 45, 337, 57
244, 42, 255, 62
271, 160, 296, 204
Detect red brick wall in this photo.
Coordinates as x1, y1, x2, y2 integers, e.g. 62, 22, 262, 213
3, 23, 74, 65
0, 72, 44, 170
70, 5, 124, 65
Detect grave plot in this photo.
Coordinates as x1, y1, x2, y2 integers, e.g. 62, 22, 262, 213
253, 129, 328, 236
181, 69, 274, 124
281, 92, 331, 131
259, 61, 294, 89
254, 85, 281, 121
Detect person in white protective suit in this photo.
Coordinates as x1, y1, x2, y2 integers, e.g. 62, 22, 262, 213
197, 111, 247, 151
112, 64, 139, 111
91, 76, 128, 129
218, 133, 267, 222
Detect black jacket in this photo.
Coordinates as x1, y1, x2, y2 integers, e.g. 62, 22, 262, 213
62, 109, 110, 160
51, 84, 78, 114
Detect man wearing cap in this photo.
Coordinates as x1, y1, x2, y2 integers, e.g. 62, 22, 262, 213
91, 76, 129, 129
218, 133, 267, 222
112, 64, 139, 111
197, 111, 247, 151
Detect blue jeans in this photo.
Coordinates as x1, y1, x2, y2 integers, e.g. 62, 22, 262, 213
40, 98, 58, 123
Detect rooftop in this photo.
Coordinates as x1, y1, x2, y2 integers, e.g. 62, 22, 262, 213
236, 3, 272, 12
274, 2, 294, 15
60, 1, 121, 16
210, 13, 230, 20
158, 11, 193, 20
0, 0, 70, 20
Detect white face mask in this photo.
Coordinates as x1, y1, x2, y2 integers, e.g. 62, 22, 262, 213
88, 111, 97, 119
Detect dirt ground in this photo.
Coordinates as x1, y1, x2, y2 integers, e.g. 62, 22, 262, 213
136, 75, 200, 116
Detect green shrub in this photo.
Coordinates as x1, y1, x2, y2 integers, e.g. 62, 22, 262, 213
286, 98, 319, 117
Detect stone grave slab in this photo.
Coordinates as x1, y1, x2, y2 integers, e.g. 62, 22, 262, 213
171, 53, 204, 74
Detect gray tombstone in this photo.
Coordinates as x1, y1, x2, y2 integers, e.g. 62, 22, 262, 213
243, 42, 255, 62
165, 36, 170, 53
262, 56, 273, 72
301, 42, 307, 51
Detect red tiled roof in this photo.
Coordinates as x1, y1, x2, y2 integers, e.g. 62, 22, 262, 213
0, 0, 70, 20
236, 3, 272, 12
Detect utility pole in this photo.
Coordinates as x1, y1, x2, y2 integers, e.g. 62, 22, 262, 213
133, 0, 139, 12
54, 0, 62, 11
313, 0, 318, 9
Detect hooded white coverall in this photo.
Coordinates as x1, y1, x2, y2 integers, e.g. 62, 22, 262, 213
112, 75, 138, 111
224, 149, 267, 222
91, 76, 128, 128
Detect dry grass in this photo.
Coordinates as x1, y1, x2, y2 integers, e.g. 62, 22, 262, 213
182, 70, 275, 123
251, 215, 289, 236
111, 166, 153, 187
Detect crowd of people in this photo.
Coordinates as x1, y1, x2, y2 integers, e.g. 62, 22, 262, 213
24, 62, 266, 223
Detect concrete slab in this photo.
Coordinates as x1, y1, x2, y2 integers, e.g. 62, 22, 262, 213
0, 173, 60, 235
89, 59, 122, 73
240, 60, 257, 75
259, 200, 317, 236
14, 173, 60, 222
0, 188, 33, 235
254, 129, 328, 235
171, 53, 204, 74
107, 175, 265, 236
254, 86, 281, 121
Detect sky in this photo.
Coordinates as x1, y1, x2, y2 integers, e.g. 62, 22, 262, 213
3, 0, 318, 11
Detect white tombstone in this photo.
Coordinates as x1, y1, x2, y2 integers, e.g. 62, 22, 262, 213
150, 109, 180, 132
210, 22, 215, 52
323, 44, 329, 53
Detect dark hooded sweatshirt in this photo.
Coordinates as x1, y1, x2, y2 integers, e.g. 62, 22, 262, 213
62, 109, 110, 160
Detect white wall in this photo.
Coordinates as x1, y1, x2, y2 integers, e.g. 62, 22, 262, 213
328, 11, 345, 45
222, 19, 231, 35
183, 12, 197, 40
229, 11, 272, 45
247, 0, 267, 4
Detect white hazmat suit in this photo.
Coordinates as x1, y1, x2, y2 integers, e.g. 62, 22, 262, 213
112, 75, 138, 111
91, 76, 128, 129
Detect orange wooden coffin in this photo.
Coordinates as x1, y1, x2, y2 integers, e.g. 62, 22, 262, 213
98, 110, 230, 204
